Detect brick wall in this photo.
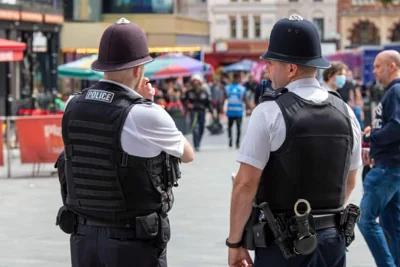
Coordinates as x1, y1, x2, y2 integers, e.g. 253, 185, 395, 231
337, 0, 400, 48
338, 0, 400, 14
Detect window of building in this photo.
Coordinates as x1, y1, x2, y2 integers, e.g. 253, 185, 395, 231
242, 16, 249, 39
231, 0, 238, 2
254, 15, 261, 38
230, 16, 237, 38
289, 0, 299, 2
351, 21, 380, 45
391, 23, 400, 42
313, 18, 324, 40
104, 0, 174, 14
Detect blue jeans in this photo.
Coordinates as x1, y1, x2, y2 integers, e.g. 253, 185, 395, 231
358, 165, 400, 267
190, 110, 205, 149
254, 227, 346, 267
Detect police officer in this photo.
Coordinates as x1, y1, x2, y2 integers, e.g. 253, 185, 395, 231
226, 15, 362, 267
55, 18, 194, 267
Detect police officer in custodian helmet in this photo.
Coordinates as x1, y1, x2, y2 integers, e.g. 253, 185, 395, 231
55, 18, 194, 267
226, 15, 362, 267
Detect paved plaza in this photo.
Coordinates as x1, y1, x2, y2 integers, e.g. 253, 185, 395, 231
0, 119, 375, 267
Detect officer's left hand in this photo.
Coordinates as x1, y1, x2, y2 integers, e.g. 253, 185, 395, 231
228, 247, 253, 267
137, 77, 155, 101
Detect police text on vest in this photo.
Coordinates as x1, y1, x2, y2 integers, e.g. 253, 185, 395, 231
85, 90, 115, 103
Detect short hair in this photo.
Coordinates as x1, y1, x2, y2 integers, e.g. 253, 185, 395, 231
323, 61, 348, 82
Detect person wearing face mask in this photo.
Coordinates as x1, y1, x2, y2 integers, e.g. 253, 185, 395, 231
55, 18, 194, 267
322, 61, 348, 95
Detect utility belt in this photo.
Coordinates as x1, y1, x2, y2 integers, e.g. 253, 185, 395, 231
56, 206, 171, 249
242, 200, 361, 260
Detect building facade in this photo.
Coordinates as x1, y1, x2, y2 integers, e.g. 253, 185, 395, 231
61, 0, 210, 59
184, 0, 208, 21
338, 0, 400, 49
205, 0, 274, 69
276, 0, 338, 51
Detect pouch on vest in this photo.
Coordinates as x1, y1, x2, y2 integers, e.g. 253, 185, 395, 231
56, 206, 75, 234
252, 222, 269, 248
135, 212, 159, 240
157, 212, 171, 249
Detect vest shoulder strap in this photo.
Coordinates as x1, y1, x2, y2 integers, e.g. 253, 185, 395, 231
259, 87, 289, 102
324, 93, 354, 150
328, 90, 342, 99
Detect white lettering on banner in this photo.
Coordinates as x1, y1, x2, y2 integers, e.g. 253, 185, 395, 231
85, 90, 115, 103
44, 124, 62, 138
0, 51, 13, 62
52, 147, 64, 154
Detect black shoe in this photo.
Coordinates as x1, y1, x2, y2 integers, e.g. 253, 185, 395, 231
195, 147, 200, 152
229, 139, 232, 148
236, 142, 240, 149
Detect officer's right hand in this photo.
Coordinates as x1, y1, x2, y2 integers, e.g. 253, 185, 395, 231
137, 77, 155, 101
228, 247, 253, 267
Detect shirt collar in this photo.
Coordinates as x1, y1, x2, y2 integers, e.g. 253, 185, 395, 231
385, 78, 400, 91
285, 78, 322, 91
100, 79, 143, 98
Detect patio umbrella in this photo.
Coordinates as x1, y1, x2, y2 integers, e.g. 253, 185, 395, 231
223, 59, 255, 72
145, 53, 211, 79
58, 54, 103, 80
58, 53, 212, 80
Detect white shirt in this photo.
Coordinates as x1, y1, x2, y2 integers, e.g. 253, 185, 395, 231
237, 78, 362, 171
66, 79, 185, 158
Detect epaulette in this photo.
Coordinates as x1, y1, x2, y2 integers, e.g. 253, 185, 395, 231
259, 87, 288, 102
328, 90, 342, 99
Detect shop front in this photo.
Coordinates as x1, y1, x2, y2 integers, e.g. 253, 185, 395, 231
204, 41, 269, 71
0, 1, 64, 116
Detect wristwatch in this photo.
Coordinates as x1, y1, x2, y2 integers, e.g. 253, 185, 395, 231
226, 238, 243, 248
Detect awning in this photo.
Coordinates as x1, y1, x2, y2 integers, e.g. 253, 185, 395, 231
0, 39, 27, 62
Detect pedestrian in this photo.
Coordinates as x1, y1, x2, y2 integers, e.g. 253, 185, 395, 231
225, 73, 249, 148
226, 14, 362, 267
322, 61, 348, 93
182, 74, 214, 151
358, 50, 400, 267
55, 17, 194, 267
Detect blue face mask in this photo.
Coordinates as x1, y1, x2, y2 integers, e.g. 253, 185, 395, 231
334, 74, 346, 88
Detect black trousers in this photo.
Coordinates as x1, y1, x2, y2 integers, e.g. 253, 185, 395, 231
70, 224, 167, 267
228, 117, 242, 146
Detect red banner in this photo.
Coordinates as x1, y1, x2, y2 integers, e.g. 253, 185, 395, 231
0, 118, 3, 166
16, 115, 63, 164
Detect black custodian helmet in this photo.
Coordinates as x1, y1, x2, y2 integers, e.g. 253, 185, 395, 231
260, 14, 331, 69
91, 17, 153, 72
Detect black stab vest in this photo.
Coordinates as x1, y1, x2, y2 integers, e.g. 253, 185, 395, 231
62, 82, 175, 221
256, 89, 353, 214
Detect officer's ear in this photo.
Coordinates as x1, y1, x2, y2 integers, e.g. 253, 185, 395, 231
132, 65, 144, 78
287, 64, 298, 78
